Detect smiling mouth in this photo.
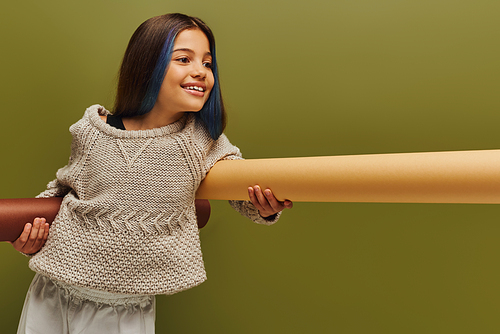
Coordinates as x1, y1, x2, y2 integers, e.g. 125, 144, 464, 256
184, 86, 205, 92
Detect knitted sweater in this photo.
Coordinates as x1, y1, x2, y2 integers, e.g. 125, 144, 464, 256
29, 105, 279, 295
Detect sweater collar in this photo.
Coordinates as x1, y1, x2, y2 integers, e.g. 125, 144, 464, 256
86, 104, 190, 139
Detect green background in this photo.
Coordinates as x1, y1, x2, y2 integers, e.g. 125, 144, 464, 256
1, 0, 499, 333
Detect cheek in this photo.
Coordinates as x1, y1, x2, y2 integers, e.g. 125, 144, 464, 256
163, 69, 179, 89
207, 73, 215, 93
157, 82, 173, 104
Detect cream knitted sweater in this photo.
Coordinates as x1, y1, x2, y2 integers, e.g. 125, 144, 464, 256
29, 105, 279, 295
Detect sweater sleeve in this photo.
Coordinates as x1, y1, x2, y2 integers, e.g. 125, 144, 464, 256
193, 123, 280, 226
36, 179, 71, 198
228, 200, 282, 226
36, 114, 90, 199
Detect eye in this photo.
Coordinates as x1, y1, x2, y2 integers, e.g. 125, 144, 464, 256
203, 61, 213, 69
175, 57, 190, 64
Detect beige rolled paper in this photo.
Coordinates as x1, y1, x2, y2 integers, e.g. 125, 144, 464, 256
3, 149, 499, 242
196, 150, 500, 203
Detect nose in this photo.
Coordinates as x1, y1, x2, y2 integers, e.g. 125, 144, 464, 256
190, 62, 207, 79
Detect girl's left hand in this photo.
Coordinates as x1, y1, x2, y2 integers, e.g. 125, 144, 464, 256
248, 185, 293, 218
10, 217, 49, 255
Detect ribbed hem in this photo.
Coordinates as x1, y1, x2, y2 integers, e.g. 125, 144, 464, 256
47, 274, 153, 306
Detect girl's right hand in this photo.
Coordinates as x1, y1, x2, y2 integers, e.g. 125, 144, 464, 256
10, 217, 49, 255
248, 185, 293, 218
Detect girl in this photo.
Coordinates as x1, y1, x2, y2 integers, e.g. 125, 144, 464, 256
12, 13, 292, 334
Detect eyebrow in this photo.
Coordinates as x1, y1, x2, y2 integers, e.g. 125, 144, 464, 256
172, 48, 212, 57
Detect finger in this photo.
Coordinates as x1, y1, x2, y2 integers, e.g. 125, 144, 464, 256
42, 223, 50, 241
263, 188, 285, 212
254, 186, 275, 213
19, 223, 32, 244
38, 223, 50, 250
26, 218, 42, 249
36, 218, 46, 239
31, 218, 47, 251
248, 186, 265, 212
11, 223, 31, 246
284, 200, 294, 209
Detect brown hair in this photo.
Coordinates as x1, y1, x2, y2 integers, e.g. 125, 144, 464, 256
113, 13, 226, 137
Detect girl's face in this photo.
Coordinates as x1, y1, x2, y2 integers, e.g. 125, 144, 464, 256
153, 28, 214, 118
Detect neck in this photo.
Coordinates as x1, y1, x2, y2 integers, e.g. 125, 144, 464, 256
123, 109, 185, 130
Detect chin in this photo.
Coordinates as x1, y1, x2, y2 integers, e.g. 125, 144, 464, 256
185, 105, 205, 113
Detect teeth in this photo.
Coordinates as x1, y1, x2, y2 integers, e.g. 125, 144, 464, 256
186, 86, 204, 92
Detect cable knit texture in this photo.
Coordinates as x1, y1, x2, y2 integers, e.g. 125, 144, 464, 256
29, 105, 279, 295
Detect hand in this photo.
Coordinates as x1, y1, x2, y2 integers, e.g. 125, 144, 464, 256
248, 185, 293, 218
9, 217, 49, 255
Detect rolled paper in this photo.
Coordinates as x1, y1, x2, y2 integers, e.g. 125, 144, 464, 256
0, 198, 62, 242
195, 150, 500, 203
195, 199, 211, 229
3, 149, 500, 242
1, 198, 211, 242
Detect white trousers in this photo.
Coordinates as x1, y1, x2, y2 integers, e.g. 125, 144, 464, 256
17, 274, 155, 334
